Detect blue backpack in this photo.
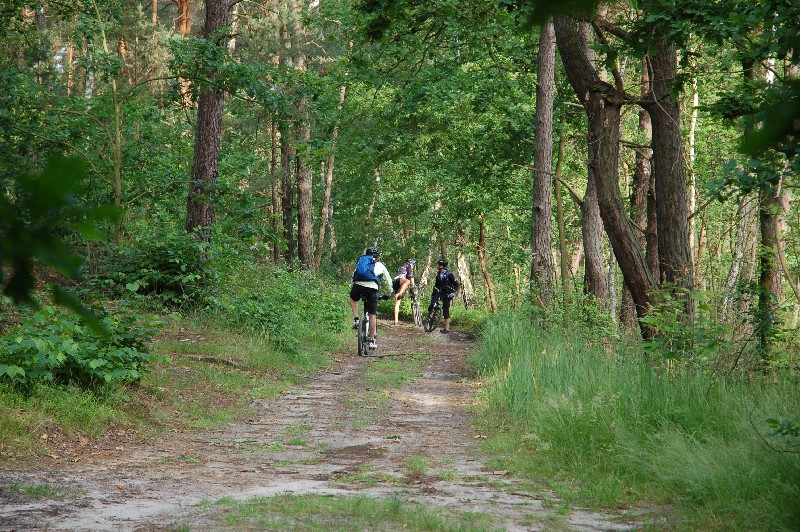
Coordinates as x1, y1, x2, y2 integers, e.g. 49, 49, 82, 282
352, 255, 381, 283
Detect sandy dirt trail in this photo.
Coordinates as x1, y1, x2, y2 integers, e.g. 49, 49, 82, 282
0, 321, 636, 531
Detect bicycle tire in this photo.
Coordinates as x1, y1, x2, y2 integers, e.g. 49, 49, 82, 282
357, 312, 369, 356
412, 299, 422, 327
423, 313, 439, 333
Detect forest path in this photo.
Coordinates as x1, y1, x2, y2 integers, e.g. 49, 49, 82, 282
0, 322, 635, 531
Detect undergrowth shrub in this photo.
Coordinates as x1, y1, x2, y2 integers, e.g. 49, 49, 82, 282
640, 289, 735, 364
473, 311, 800, 529
209, 266, 347, 353
88, 230, 220, 306
0, 305, 165, 391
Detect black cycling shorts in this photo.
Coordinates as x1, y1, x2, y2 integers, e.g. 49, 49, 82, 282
350, 284, 379, 315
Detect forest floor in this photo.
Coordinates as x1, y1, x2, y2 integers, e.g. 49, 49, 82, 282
0, 321, 645, 531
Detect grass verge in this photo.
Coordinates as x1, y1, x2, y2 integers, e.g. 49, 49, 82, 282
472, 311, 800, 530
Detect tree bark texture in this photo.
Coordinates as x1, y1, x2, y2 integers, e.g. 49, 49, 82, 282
642, 40, 694, 294
621, 61, 653, 330
290, 0, 313, 268
554, 114, 570, 293
478, 215, 498, 313
758, 184, 781, 356
530, 19, 556, 303
582, 171, 608, 303
554, 15, 656, 329
270, 120, 282, 264
456, 225, 477, 308
185, 0, 229, 255
280, 121, 295, 262
314, 81, 347, 272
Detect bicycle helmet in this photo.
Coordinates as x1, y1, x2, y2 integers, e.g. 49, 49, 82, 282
437, 259, 448, 268
408, 258, 416, 266
365, 246, 380, 257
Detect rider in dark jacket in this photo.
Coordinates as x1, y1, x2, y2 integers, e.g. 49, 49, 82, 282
428, 258, 460, 333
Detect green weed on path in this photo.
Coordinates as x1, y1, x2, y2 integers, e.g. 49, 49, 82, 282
208, 494, 496, 531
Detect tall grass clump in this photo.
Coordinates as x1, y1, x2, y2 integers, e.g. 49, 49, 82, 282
472, 310, 800, 530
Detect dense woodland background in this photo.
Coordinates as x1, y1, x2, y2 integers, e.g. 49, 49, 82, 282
1, 0, 800, 527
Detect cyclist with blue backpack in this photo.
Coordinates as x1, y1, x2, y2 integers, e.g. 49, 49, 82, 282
349, 246, 393, 350
428, 258, 460, 333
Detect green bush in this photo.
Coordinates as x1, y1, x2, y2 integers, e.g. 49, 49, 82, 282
88, 230, 219, 306
210, 266, 347, 353
0, 305, 164, 391
640, 289, 734, 364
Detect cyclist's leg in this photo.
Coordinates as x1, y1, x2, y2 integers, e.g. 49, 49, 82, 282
348, 286, 362, 328
396, 277, 410, 298
392, 278, 404, 324
441, 297, 452, 332
365, 289, 379, 342
428, 291, 440, 317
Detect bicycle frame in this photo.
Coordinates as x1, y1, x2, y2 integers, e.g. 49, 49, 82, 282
410, 286, 422, 327
423, 299, 441, 332
357, 295, 389, 356
357, 301, 369, 356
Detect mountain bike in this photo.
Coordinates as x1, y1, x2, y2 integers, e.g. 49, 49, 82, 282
423, 298, 441, 332
357, 294, 391, 357
410, 286, 422, 327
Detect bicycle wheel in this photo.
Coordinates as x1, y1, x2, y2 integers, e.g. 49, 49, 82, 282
412, 299, 422, 327
357, 310, 368, 356
423, 312, 438, 332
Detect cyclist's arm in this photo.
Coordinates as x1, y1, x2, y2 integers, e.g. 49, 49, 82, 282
377, 263, 394, 294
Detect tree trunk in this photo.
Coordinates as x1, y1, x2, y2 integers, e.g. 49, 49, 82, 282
642, 39, 694, 298
185, 0, 229, 258
280, 122, 295, 263
176, 0, 193, 107
758, 184, 781, 356
723, 194, 757, 312
582, 174, 608, 303
555, 15, 656, 332
477, 215, 497, 313
530, 19, 556, 303
688, 74, 700, 286
621, 61, 652, 330
270, 120, 282, 264
554, 114, 570, 293
289, 0, 313, 268
456, 225, 477, 308
314, 81, 347, 272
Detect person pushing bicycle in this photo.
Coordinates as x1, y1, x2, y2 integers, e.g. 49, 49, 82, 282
392, 258, 416, 325
428, 258, 460, 333
349, 246, 393, 350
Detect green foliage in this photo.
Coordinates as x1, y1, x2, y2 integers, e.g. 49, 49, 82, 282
0, 305, 164, 391
0, 157, 117, 305
640, 289, 734, 362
